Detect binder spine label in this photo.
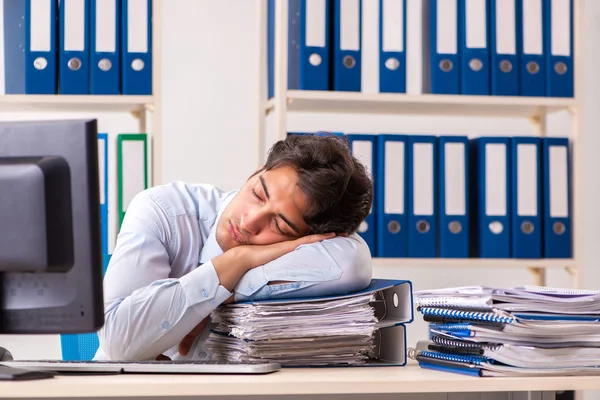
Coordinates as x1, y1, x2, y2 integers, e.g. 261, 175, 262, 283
31, 0, 51, 51
523, 0, 543, 55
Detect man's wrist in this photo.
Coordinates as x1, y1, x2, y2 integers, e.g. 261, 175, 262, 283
224, 246, 251, 272
212, 246, 251, 291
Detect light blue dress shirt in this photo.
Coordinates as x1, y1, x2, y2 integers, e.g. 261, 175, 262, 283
94, 181, 373, 361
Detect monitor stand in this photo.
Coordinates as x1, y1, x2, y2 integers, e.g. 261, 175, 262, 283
0, 276, 55, 380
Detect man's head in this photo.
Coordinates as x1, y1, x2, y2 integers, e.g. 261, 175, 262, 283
215, 133, 373, 251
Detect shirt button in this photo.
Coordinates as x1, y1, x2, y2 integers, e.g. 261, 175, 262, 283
248, 284, 254, 291
162, 321, 170, 329
202, 289, 208, 297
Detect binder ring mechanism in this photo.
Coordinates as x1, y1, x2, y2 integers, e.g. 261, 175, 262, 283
343, 55, 356, 69
388, 220, 401, 234
521, 221, 535, 234
555, 61, 568, 75
309, 53, 322, 66
98, 58, 112, 72
554, 221, 566, 235
527, 61, 540, 74
33, 57, 47, 71
449, 221, 462, 234
358, 221, 369, 233
500, 60, 513, 73
385, 57, 400, 71
469, 58, 483, 72
68, 58, 82, 71
489, 221, 503, 234
439, 59, 453, 72
132, 59, 145, 72
416, 220, 430, 234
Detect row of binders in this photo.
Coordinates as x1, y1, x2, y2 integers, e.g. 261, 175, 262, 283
291, 132, 572, 260
411, 285, 600, 377
98, 133, 149, 264
0, 0, 152, 95
267, 0, 573, 97
202, 279, 413, 367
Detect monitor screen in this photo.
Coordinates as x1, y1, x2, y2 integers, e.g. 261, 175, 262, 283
0, 119, 104, 334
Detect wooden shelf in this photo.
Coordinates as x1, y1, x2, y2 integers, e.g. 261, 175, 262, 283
1, 363, 598, 398
372, 258, 575, 269
0, 95, 153, 113
266, 91, 576, 119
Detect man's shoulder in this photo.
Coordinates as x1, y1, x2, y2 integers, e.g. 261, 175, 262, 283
141, 181, 237, 218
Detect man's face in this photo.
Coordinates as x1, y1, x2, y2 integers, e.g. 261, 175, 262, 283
216, 165, 311, 252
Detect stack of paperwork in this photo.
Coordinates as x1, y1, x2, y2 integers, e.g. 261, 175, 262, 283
204, 279, 414, 367
410, 285, 600, 377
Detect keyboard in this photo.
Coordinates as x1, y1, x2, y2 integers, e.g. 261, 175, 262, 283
0, 359, 281, 375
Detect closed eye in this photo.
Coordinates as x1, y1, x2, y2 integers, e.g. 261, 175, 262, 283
274, 219, 294, 237
252, 189, 263, 202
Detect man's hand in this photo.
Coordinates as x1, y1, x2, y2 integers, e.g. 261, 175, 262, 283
178, 317, 209, 357
239, 232, 336, 269
212, 232, 335, 292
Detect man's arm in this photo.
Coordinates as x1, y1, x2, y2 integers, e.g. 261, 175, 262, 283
98, 188, 335, 361
233, 233, 373, 301
98, 191, 236, 361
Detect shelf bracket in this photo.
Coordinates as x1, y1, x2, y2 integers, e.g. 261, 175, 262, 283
526, 266, 547, 287
528, 114, 542, 125
129, 108, 147, 133
565, 266, 580, 289
130, 104, 154, 120
130, 109, 143, 120
528, 112, 548, 137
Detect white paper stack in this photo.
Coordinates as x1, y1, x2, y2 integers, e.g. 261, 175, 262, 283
205, 293, 380, 366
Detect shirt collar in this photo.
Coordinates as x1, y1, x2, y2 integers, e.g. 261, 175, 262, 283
199, 189, 238, 264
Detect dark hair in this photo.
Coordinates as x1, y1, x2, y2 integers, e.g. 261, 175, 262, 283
262, 132, 373, 235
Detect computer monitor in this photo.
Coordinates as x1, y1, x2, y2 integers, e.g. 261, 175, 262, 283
0, 119, 104, 336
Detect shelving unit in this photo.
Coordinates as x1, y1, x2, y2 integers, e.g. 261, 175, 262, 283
0, 0, 163, 186
257, 0, 585, 289
265, 90, 577, 118
0, 95, 153, 113
0, 0, 164, 267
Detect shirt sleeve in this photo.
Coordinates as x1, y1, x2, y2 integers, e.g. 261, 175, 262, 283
97, 190, 232, 361
233, 233, 373, 302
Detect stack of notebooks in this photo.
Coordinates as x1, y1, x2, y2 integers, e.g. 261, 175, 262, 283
203, 279, 413, 367
410, 285, 600, 377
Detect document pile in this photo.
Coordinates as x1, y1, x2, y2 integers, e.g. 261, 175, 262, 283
204, 279, 413, 367
410, 285, 600, 377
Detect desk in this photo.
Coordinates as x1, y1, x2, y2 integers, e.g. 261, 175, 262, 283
0, 364, 598, 399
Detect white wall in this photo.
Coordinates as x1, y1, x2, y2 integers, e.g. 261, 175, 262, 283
2, 3, 600, 398
160, 0, 260, 189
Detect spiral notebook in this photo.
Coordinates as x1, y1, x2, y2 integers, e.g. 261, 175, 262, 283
411, 284, 600, 377
414, 285, 600, 315
417, 338, 600, 369
414, 349, 600, 377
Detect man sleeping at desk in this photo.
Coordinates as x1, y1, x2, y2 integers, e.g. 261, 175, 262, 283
94, 132, 374, 362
